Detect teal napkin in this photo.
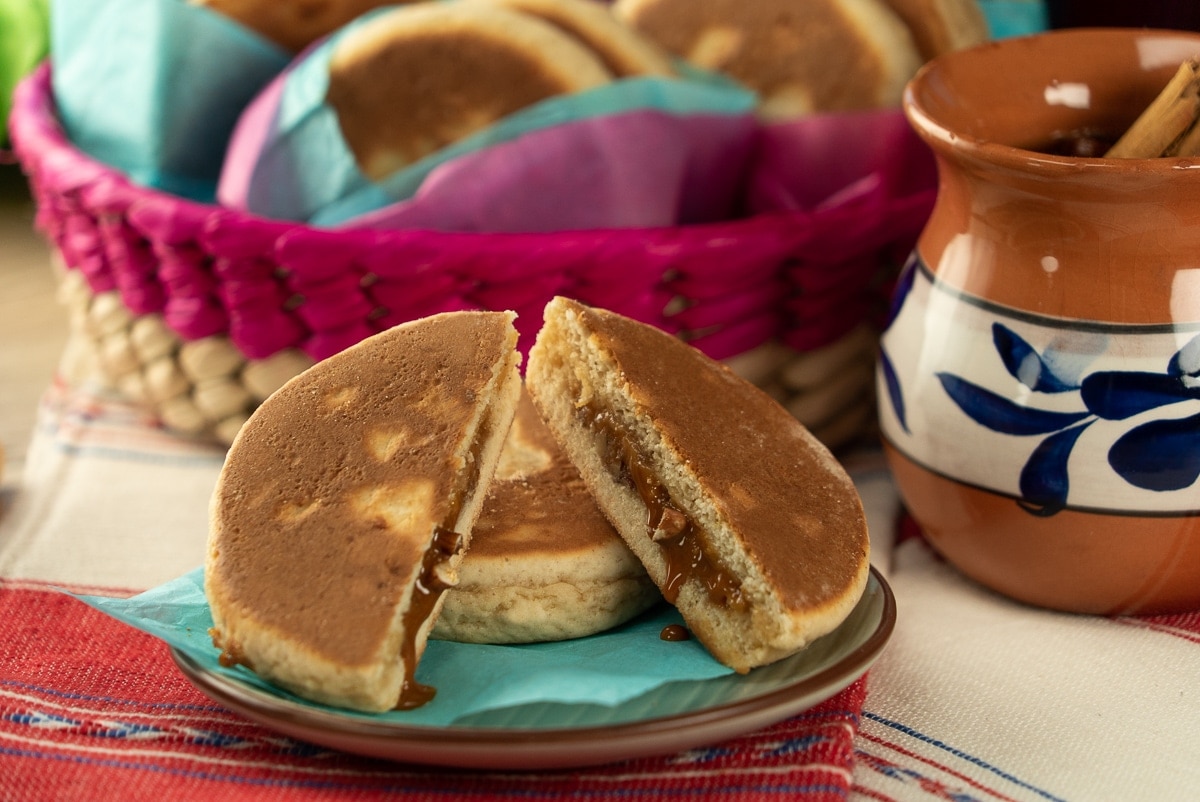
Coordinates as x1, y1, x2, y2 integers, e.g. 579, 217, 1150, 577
50, 0, 289, 201
77, 568, 732, 726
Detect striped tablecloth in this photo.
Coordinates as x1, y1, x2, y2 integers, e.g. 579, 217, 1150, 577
2, 366, 1198, 801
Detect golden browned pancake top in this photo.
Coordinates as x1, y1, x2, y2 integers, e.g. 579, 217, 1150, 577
326, 3, 611, 180
616, 0, 911, 112
470, 390, 622, 559
209, 312, 516, 667
566, 301, 868, 611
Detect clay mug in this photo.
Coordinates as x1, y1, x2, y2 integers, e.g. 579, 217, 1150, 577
878, 28, 1200, 615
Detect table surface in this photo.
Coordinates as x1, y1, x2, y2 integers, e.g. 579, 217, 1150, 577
2, 158, 1198, 802
0, 162, 64, 478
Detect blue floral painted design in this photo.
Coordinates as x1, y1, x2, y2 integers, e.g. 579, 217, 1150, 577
878, 347, 908, 435
878, 257, 918, 435
931, 324, 1200, 516
885, 254, 919, 329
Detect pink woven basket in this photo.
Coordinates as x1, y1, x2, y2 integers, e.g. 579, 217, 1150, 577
10, 63, 935, 447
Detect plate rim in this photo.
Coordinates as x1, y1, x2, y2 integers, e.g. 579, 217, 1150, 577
172, 565, 895, 766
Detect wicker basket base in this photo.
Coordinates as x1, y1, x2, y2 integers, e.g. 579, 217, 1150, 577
57, 265, 880, 451
57, 266, 312, 445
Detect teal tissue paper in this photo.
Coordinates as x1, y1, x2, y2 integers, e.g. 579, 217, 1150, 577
50, 0, 289, 201
76, 568, 732, 726
219, 4, 756, 225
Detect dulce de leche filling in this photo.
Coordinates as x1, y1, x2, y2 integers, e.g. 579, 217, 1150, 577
395, 413, 495, 710
213, 526, 464, 711
579, 402, 746, 612
212, 421, 488, 712
395, 525, 461, 710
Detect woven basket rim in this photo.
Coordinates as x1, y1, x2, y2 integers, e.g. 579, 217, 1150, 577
10, 60, 933, 369
10, 60, 812, 241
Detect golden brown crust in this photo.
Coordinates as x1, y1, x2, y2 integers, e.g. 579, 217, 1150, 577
206, 311, 521, 711
613, 0, 921, 116
434, 389, 659, 643
325, 3, 612, 180
559, 301, 866, 610
471, 390, 621, 558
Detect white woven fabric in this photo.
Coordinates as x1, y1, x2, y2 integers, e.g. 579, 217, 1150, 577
2, 373, 1198, 801
0, 378, 222, 593
855, 502, 1200, 801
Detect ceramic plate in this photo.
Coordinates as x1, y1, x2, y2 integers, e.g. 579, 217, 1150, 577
172, 566, 895, 770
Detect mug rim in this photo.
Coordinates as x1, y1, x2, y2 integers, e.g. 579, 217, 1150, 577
903, 27, 1200, 175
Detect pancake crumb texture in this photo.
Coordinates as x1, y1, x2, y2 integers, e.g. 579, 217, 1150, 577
433, 389, 661, 644
206, 311, 521, 712
527, 297, 870, 673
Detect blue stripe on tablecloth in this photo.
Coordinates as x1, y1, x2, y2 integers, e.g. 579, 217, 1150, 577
47, 438, 226, 467
32, 381, 226, 466
4, 677, 861, 793
1, 679, 226, 714
862, 712, 1067, 802
0, 746, 406, 791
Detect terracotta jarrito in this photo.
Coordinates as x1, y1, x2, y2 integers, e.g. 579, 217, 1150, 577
878, 28, 1200, 615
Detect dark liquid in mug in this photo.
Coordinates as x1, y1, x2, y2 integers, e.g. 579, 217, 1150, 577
1046, 2, 1200, 30
1034, 129, 1121, 158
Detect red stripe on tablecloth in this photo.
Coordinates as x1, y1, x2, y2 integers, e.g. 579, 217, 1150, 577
1, 578, 142, 598
35, 376, 227, 464
851, 786, 902, 802
1, 585, 867, 801
855, 730, 1026, 802
1115, 611, 1200, 645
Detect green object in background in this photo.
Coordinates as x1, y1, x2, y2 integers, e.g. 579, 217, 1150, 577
0, 0, 49, 144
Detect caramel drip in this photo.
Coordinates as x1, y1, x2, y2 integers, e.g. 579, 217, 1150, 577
660, 624, 691, 642
395, 525, 460, 710
581, 403, 746, 611
211, 628, 249, 670
396, 408, 497, 710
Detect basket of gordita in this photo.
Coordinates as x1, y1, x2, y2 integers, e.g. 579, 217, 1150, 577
7, 0, 984, 450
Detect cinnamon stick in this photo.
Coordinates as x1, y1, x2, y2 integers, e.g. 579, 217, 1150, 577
1106, 60, 1200, 158
1166, 107, 1200, 156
